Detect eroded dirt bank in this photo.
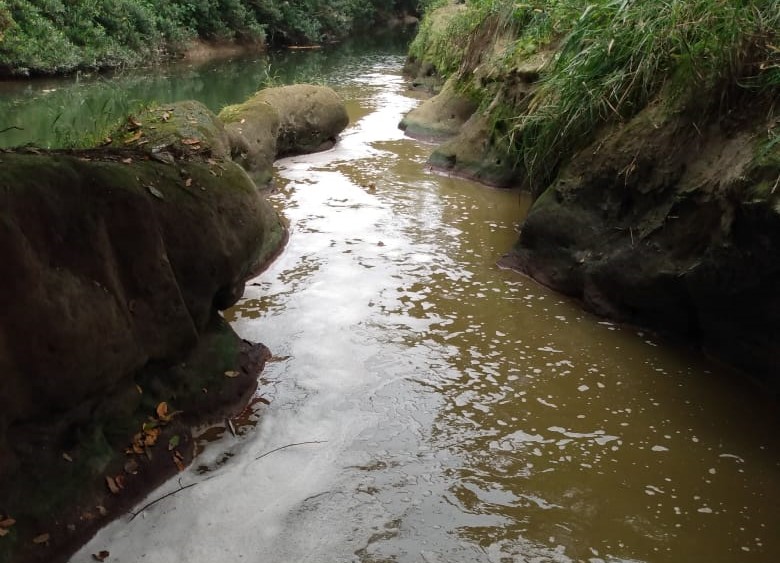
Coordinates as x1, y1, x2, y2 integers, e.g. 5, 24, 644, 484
402, 1, 780, 387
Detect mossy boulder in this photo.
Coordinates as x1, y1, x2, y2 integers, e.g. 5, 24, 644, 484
0, 149, 278, 562
503, 101, 780, 387
112, 100, 231, 161
428, 112, 517, 187
219, 99, 281, 186
262, 84, 349, 156
399, 77, 477, 140
219, 84, 349, 184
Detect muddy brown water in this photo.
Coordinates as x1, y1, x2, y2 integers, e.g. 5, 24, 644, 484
7, 38, 777, 563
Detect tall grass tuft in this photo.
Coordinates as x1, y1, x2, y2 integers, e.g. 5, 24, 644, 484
506, 0, 780, 187
413, 1, 779, 190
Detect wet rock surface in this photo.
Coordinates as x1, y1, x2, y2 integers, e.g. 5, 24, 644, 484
501, 102, 780, 387
220, 84, 349, 184
398, 77, 476, 140
0, 148, 280, 562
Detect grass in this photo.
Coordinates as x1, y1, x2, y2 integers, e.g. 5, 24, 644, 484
412, 0, 780, 190
515, 0, 780, 187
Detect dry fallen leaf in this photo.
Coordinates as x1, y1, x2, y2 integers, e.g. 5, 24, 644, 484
185, 178, 193, 187
123, 129, 143, 144
124, 459, 139, 475
62, 452, 73, 462
127, 115, 142, 129
32, 533, 50, 544
0, 528, 8, 537
224, 370, 240, 378
0, 518, 15, 530
156, 401, 169, 420
92, 550, 110, 561
181, 137, 200, 145
143, 427, 161, 447
161, 111, 171, 122
172, 451, 185, 472
122, 157, 132, 164
146, 185, 165, 200
106, 476, 121, 495
96, 505, 108, 517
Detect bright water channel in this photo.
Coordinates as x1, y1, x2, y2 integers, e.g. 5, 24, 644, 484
4, 34, 778, 563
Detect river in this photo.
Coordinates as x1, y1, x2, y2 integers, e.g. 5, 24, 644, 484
4, 34, 777, 563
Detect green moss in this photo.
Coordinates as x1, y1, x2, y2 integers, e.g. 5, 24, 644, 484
111, 101, 230, 159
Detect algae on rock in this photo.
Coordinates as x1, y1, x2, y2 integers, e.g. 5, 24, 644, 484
219, 84, 349, 185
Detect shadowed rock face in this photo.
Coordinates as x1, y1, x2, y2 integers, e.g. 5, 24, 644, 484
0, 150, 260, 453
219, 84, 349, 184
0, 88, 349, 561
502, 103, 780, 388
398, 76, 476, 140
0, 148, 280, 562
428, 112, 516, 187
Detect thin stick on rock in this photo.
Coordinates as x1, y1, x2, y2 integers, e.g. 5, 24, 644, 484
255, 440, 328, 461
129, 481, 198, 521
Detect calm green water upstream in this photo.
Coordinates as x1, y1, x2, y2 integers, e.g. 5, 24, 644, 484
6, 34, 777, 563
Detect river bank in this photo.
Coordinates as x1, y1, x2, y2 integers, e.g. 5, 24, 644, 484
402, 0, 780, 388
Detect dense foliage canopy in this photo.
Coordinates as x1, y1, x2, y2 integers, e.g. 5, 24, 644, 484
0, 0, 426, 75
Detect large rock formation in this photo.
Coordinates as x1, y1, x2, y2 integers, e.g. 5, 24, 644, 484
398, 77, 476, 140
219, 84, 349, 184
403, 1, 780, 386
0, 87, 348, 561
501, 101, 780, 387
0, 147, 278, 562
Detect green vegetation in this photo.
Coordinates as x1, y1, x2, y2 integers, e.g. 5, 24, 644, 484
411, 0, 780, 189
0, 0, 427, 76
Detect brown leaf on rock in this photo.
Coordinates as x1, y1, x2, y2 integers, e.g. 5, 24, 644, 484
92, 550, 110, 561
106, 476, 121, 495
124, 459, 139, 475
127, 115, 142, 129
124, 129, 143, 144
172, 451, 185, 472
156, 401, 170, 420
143, 427, 161, 447
32, 533, 50, 544
0, 517, 16, 529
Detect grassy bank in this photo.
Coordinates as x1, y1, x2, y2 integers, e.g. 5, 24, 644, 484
0, 0, 426, 77
410, 0, 779, 190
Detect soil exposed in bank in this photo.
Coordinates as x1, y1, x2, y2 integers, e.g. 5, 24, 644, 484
401, 0, 780, 386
